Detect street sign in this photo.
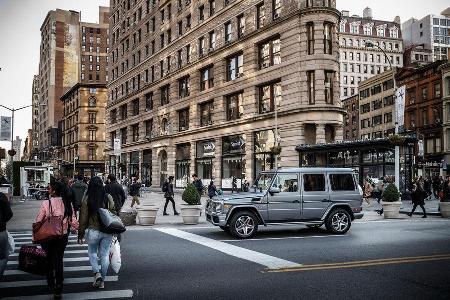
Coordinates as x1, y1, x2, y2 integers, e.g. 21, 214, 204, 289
0, 116, 11, 141
395, 86, 406, 128
113, 138, 121, 156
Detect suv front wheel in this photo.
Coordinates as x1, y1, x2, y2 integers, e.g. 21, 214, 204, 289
325, 208, 351, 234
229, 211, 259, 239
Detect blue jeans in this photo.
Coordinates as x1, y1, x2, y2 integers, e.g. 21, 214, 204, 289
87, 229, 113, 279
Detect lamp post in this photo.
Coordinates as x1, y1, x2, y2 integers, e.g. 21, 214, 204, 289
365, 41, 400, 190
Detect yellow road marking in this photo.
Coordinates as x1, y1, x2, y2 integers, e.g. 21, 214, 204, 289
266, 254, 450, 273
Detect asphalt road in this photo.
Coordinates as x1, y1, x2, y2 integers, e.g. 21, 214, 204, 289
2, 219, 450, 299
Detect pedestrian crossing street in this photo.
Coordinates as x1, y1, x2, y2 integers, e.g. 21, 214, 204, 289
2, 232, 133, 299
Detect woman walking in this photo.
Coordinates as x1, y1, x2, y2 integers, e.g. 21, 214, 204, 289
163, 176, 179, 215
0, 192, 13, 277
35, 180, 78, 299
363, 179, 373, 206
408, 183, 427, 218
77, 176, 116, 289
208, 180, 217, 199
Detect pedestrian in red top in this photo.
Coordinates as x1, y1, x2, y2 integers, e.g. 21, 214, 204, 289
35, 180, 78, 299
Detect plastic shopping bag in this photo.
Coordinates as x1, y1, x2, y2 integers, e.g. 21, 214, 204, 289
109, 236, 122, 274
7, 231, 15, 256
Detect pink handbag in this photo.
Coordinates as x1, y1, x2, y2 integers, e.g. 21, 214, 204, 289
32, 199, 65, 243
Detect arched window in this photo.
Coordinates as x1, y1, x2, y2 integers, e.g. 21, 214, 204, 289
88, 97, 97, 107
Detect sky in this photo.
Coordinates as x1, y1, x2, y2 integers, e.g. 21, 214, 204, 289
0, 0, 449, 153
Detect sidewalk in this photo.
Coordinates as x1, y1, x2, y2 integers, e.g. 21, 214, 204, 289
6, 193, 445, 231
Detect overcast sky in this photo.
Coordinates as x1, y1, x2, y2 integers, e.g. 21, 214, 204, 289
0, 0, 449, 152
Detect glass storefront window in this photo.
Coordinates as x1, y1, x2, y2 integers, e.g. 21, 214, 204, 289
222, 135, 246, 189
142, 150, 152, 187
254, 129, 280, 180
196, 140, 215, 186
129, 151, 139, 179
176, 143, 191, 187
109, 155, 117, 177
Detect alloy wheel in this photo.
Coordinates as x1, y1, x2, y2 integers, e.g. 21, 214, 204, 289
235, 215, 255, 237
331, 212, 349, 232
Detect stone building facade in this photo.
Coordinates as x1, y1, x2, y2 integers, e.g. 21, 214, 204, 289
342, 94, 359, 141
60, 84, 107, 177
106, 0, 344, 188
358, 68, 396, 140
339, 8, 403, 100
440, 62, 450, 171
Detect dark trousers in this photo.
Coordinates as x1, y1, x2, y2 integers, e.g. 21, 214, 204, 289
410, 204, 427, 216
41, 235, 68, 290
164, 196, 177, 213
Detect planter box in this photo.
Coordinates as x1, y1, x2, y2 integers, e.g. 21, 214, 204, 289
382, 201, 402, 219
137, 206, 159, 226
180, 205, 203, 225
440, 202, 450, 218
119, 208, 137, 226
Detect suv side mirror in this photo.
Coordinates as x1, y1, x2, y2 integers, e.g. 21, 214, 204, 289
269, 187, 280, 195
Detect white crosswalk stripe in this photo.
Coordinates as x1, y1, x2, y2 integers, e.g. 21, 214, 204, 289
3, 232, 132, 299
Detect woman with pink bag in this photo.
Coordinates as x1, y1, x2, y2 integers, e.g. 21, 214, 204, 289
34, 180, 78, 299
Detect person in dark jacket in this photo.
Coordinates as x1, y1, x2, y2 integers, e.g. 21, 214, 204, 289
71, 175, 87, 215
129, 179, 141, 207
192, 174, 203, 196
163, 176, 179, 215
105, 174, 126, 211
408, 183, 427, 218
0, 192, 13, 276
207, 180, 217, 199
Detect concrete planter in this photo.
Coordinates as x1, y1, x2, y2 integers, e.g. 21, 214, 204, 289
382, 201, 402, 219
180, 205, 203, 225
440, 202, 450, 218
137, 206, 159, 226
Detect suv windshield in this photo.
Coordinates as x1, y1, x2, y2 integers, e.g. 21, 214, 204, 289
255, 173, 275, 191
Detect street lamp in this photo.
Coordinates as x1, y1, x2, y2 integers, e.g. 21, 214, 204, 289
365, 41, 400, 190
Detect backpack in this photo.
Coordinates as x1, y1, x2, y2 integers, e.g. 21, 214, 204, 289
162, 181, 168, 193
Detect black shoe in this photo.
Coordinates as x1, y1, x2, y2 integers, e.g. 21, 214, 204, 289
163, 212, 169, 216
422, 215, 427, 218
407, 213, 412, 217
54, 285, 62, 299
174, 211, 179, 215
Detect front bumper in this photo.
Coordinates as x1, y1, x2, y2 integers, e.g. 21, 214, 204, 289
205, 212, 227, 226
354, 212, 364, 219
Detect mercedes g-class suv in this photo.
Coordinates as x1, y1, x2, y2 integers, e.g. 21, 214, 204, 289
205, 168, 363, 239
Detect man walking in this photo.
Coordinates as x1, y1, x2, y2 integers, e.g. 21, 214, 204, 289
129, 178, 141, 207
163, 176, 179, 215
408, 183, 427, 218
105, 174, 126, 211
71, 175, 87, 217
192, 174, 204, 203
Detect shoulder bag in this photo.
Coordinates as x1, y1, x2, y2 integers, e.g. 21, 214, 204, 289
32, 199, 65, 243
98, 195, 126, 234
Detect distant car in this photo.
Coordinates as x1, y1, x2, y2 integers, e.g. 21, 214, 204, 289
206, 168, 364, 239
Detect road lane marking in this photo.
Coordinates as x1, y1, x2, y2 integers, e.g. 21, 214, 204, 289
12, 236, 77, 241
220, 235, 347, 242
3, 266, 94, 276
266, 254, 450, 273
2, 289, 133, 300
14, 244, 86, 251
0, 275, 118, 288
9, 249, 88, 257
157, 228, 302, 269
7, 256, 89, 266
14, 239, 78, 246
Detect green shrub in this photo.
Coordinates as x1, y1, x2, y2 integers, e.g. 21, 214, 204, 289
182, 183, 200, 205
382, 183, 401, 202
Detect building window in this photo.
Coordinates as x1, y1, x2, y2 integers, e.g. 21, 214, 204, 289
237, 14, 245, 38
198, 37, 205, 56
226, 53, 243, 81
89, 130, 96, 141
186, 44, 191, 63
226, 92, 244, 121
273, 0, 282, 19
372, 99, 382, 110
259, 36, 281, 69
88, 147, 96, 160
88, 113, 96, 124
256, 2, 265, 29
324, 71, 334, 104
132, 124, 139, 142
178, 76, 190, 98
200, 65, 214, 91
224, 21, 232, 44
384, 112, 392, 123
145, 119, 153, 137
145, 92, 153, 110
161, 85, 170, 105
259, 81, 281, 113
307, 22, 314, 55
307, 71, 315, 104
178, 109, 189, 131
120, 104, 127, 120
324, 22, 333, 54
131, 99, 139, 115
422, 87, 428, 101
88, 97, 97, 107
434, 82, 441, 98
110, 109, 117, 124
209, 31, 216, 49
209, 0, 215, 15
186, 14, 191, 29
199, 5, 205, 21
200, 101, 213, 126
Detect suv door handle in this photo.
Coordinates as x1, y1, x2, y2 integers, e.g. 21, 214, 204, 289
321, 199, 330, 202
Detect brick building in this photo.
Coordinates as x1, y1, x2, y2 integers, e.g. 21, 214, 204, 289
342, 95, 359, 141
106, 0, 344, 188
440, 62, 450, 172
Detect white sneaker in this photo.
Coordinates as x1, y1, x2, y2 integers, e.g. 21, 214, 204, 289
92, 272, 101, 288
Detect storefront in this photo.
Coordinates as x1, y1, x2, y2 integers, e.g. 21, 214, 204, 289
254, 129, 280, 180
296, 137, 416, 193
222, 135, 246, 189
128, 151, 139, 179
175, 143, 190, 187
196, 140, 215, 186
141, 149, 152, 187
109, 155, 117, 177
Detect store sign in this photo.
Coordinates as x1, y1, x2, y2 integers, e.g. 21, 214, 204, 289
203, 141, 215, 156
113, 138, 121, 156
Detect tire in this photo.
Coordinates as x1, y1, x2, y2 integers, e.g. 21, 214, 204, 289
219, 226, 229, 233
325, 208, 351, 234
229, 211, 259, 239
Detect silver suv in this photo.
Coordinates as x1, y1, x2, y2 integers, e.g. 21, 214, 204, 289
206, 168, 364, 239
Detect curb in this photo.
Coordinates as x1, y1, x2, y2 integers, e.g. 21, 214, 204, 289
399, 211, 441, 217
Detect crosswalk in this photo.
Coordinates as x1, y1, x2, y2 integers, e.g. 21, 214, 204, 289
2, 232, 133, 299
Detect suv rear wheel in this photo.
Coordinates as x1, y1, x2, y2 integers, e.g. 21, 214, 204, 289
325, 208, 351, 234
229, 211, 258, 239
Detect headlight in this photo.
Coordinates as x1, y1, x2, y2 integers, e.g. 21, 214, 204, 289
213, 201, 222, 213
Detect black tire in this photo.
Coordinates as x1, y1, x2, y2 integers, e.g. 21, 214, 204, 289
219, 226, 229, 232
325, 208, 351, 234
229, 211, 259, 239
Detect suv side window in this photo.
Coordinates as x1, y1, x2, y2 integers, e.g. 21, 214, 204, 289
272, 174, 298, 192
330, 174, 355, 191
303, 174, 326, 192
